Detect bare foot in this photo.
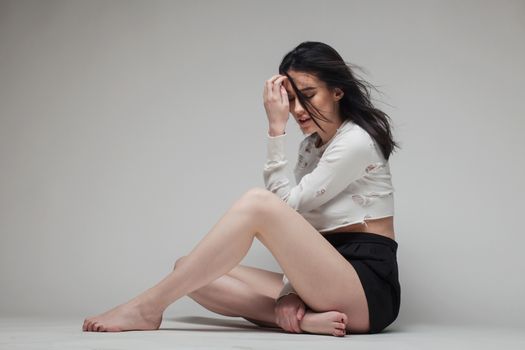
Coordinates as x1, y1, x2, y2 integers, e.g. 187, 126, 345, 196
300, 310, 348, 337
82, 299, 163, 332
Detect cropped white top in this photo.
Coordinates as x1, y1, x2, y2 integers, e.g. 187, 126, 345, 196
262, 119, 395, 300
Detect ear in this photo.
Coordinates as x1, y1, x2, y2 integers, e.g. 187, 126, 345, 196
333, 87, 344, 101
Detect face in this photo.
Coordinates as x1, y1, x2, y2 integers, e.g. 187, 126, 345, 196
283, 70, 344, 136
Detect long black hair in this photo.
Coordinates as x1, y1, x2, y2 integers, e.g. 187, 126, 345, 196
278, 41, 400, 160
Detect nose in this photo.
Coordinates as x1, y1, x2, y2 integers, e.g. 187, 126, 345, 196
293, 98, 307, 116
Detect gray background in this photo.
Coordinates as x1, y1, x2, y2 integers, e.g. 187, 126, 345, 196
1, 0, 524, 331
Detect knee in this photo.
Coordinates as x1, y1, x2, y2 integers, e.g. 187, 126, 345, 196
242, 187, 273, 201
236, 187, 276, 217
173, 255, 187, 270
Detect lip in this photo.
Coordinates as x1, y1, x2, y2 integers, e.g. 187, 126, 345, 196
298, 118, 312, 127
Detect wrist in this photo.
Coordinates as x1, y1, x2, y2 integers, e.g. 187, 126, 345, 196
277, 292, 298, 302
268, 125, 286, 136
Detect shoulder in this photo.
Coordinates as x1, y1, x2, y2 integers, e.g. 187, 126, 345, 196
317, 122, 374, 168
331, 120, 374, 151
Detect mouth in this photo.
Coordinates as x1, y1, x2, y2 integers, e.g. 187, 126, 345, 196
298, 117, 312, 126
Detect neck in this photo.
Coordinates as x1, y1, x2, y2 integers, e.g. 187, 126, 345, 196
316, 118, 345, 147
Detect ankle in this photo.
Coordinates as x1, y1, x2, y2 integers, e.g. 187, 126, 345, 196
300, 309, 314, 323
131, 295, 165, 317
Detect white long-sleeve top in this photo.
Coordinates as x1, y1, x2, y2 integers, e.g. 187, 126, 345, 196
263, 119, 395, 300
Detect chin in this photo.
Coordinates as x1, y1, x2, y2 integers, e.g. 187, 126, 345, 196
300, 127, 315, 136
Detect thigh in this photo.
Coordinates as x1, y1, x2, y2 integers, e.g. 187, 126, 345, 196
247, 188, 370, 332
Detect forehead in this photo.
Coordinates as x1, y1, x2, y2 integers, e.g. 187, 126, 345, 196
284, 71, 323, 90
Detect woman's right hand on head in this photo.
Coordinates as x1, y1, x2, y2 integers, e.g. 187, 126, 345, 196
274, 293, 306, 333
263, 74, 289, 131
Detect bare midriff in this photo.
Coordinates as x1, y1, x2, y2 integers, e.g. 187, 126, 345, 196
321, 216, 395, 241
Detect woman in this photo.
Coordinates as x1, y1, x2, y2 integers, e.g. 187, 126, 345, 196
82, 41, 401, 336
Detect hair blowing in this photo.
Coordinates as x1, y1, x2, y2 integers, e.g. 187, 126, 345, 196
278, 41, 400, 161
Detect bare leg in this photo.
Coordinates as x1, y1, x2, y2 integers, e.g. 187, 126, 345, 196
83, 190, 266, 332
184, 265, 347, 336
83, 188, 367, 333
174, 258, 347, 336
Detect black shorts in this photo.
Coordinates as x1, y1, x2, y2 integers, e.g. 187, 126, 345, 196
322, 231, 401, 334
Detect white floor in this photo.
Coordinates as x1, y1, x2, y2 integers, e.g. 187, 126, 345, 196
1, 316, 524, 350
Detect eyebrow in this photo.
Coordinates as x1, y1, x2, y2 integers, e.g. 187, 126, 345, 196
287, 87, 316, 92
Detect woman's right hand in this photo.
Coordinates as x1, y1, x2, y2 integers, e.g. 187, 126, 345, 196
274, 293, 306, 333
263, 74, 289, 131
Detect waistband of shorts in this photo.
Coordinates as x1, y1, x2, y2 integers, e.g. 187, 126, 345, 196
321, 231, 398, 249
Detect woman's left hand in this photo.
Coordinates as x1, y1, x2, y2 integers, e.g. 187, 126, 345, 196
274, 293, 306, 333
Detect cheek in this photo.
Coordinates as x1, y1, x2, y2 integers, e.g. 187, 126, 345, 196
317, 95, 335, 110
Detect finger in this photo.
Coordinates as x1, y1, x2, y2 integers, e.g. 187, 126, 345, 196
266, 80, 274, 100
279, 86, 288, 106
268, 75, 287, 99
294, 309, 303, 333
281, 85, 288, 95
266, 74, 283, 98
272, 76, 288, 96
268, 74, 284, 83
285, 317, 294, 333
279, 319, 290, 333
276, 316, 283, 330
273, 75, 287, 85
293, 317, 301, 333
264, 79, 274, 101
297, 306, 305, 321
287, 314, 299, 333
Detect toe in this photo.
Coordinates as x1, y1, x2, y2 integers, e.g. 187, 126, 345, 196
333, 328, 345, 337
333, 321, 345, 330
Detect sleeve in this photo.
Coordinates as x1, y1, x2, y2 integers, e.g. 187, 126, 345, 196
263, 130, 373, 213
277, 274, 298, 301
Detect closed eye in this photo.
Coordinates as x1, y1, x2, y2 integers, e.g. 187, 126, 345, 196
289, 95, 314, 101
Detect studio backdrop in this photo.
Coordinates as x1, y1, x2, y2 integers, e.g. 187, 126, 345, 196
1, 0, 524, 331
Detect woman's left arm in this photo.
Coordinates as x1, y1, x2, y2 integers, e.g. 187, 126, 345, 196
263, 130, 374, 213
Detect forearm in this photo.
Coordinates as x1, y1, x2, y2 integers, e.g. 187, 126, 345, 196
268, 124, 286, 136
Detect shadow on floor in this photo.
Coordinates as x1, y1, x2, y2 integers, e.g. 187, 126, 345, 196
162, 316, 282, 333
166, 316, 405, 335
